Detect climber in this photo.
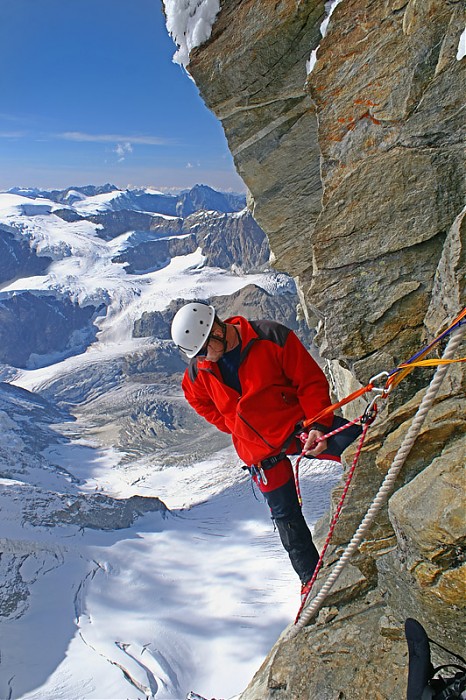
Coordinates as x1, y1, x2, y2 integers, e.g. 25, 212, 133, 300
171, 301, 354, 598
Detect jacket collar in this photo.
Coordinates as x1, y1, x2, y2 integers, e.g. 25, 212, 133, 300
195, 315, 257, 370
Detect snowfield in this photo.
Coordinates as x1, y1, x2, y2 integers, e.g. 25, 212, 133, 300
0, 444, 342, 700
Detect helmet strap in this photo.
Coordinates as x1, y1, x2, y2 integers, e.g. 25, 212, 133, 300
211, 316, 228, 354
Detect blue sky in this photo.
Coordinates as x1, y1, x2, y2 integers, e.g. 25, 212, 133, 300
0, 0, 244, 192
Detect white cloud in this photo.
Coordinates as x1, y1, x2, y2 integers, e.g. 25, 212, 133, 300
0, 131, 27, 138
59, 131, 170, 146
115, 142, 133, 161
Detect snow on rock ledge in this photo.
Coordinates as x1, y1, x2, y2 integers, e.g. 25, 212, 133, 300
163, 0, 220, 67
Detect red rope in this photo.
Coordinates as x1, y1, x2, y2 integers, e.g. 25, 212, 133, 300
294, 414, 364, 506
294, 419, 371, 624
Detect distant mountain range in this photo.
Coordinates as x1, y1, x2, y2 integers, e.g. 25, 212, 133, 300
7, 183, 247, 218
0, 181, 314, 463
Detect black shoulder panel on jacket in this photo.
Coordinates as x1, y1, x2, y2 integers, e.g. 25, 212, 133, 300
249, 320, 291, 348
188, 358, 199, 383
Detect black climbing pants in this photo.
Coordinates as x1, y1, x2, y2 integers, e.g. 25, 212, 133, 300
263, 477, 319, 584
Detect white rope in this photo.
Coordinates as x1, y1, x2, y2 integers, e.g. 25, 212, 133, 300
288, 322, 465, 639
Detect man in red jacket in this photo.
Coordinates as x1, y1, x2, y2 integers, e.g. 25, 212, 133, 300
171, 301, 334, 596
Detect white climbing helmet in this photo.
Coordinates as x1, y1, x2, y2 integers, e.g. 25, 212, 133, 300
171, 302, 216, 358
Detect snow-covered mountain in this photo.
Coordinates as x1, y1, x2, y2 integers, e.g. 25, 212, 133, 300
0, 184, 337, 700
0, 184, 302, 371
7, 183, 246, 217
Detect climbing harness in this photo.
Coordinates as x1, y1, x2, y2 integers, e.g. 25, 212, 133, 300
245, 427, 306, 488
288, 310, 465, 635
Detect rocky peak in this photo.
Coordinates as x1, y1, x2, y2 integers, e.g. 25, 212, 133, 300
175, 183, 246, 217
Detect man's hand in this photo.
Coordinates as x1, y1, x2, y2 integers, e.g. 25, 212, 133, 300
303, 429, 327, 456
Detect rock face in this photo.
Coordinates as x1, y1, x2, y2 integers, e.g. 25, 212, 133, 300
189, 0, 325, 275
186, 1, 465, 697
0, 227, 52, 284
0, 292, 98, 368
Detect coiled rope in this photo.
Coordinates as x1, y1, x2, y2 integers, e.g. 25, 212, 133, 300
288, 321, 465, 638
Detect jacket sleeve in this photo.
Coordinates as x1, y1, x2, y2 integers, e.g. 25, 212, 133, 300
281, 331, 334, 428
181, 369, 231, 434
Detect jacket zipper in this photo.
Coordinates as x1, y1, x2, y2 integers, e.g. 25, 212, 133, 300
237, 412, 275, 449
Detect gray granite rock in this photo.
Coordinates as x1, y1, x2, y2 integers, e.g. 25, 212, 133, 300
187, 0, 466, 697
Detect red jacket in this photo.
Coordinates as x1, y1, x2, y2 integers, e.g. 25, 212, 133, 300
181, 316, 333, 466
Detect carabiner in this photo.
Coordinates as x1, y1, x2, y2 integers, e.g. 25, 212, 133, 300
369, 370, 392, 397
362, 396, 379, 424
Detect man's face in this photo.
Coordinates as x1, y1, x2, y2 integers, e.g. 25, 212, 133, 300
197, 321, 225, 362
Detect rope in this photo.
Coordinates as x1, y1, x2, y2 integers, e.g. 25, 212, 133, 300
288, 321, 465, 638
384, 306, 466, 393
302, 383, 375, 428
